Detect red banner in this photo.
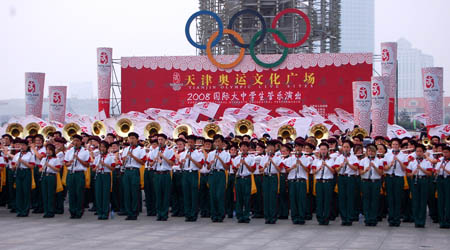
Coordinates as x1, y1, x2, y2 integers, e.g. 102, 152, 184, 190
121, 53, 372, 119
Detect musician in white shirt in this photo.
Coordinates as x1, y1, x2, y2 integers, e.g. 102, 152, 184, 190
435, 146, 450, 228
406, 144, 433, 228
64, 134, 90, 219
311, 142, 336, 225
359, 144, 384, 226
260, 140, 282, 224
147, 133, 174, 221
384, 138, 408, 227
39, 144, 62, 218
143, 139, 158, 216
233, 141, 255, 223
120, 132, 146, 220
11, 139, 36, 217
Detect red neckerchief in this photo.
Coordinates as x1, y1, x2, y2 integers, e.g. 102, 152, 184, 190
178, 149, 185, 154
368, 156, 375, 161
241, 153, 248, 157
393, 150, 400, 155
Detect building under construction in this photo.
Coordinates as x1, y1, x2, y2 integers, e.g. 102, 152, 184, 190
196, 0, 341, 55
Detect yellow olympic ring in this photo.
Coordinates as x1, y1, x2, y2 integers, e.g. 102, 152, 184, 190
206, 29, 245, 69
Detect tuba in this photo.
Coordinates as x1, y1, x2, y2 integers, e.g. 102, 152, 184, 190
115, 118, 134, 138
41, 125, 57, 139
6, 123, 24, 138
203, 123, 221, 139
63, 122, 81, 140
278, 125, 297, 143
173, 124, 192, 139
92, 120, 107, 138
309, 124, 329, 141
234, 119, 254, 136
144, 121, 162, 139
24, 122, 41, 137
350, 127, 368, 139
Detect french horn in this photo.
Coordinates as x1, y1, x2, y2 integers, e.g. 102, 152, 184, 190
115, 118, 134, 138
63, 122, 81, 140
203, 123, 221, 139
173, 124, 192, 139
234, 119, 254, 136
6, 123, 24, 138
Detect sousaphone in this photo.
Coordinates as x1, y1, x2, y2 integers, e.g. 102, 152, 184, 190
278, 125, 297, 143
6, 123, 24, 138
173, 124, 192, 139
309, 124, 329, 142
24, 122, 41, 137
115, 118, 134, 138
63, 123, 81, 140
41, 125, 57, 139
350, 127, 368, 140
92, 120, 107, 138
234, 119, 254, 136
203, 123, 221, 139
144, 121, 162, 139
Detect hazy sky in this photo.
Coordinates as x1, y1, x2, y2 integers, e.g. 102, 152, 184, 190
1, 0, 449, 100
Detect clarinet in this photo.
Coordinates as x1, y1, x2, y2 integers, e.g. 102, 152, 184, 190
183, 149, 192, 171
14, 152, 23, 178
414, 159, 422, 185
122, 146, 134, 172
40, 157, 49, 181
237, 155, 247, 177
70, 149, 79, 174
210, 147, 219, 172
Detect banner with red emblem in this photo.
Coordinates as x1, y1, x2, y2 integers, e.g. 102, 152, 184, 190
97, 47, 112, 118
48, 86, 67, 123
381, 42, 397, 124
25, 72, 45, 118
371, 76, 389, 137
422, 67, 443, 126
352, 81, 371, 133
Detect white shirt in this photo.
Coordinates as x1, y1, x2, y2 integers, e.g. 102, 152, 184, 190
334, 153, 359, 176
33, 146, 47, 162
435, 158, 450, 177
0, 153, 7, 168
56, 151, 65, 164
92, 153, 116, 173
232, 154, 256, 177
178, 148, 205, 171
253, 154, 264, 175
207, 150, 231, 171
64, 147, 90, 172
259, 154, 282, 175
384, 151, 408, 176
285, 154, 311, 180
359, 157, 384, 180
12, 151, 35, 169
121, 145, 146, 169
39, 157, 62, 174
148, 146, 175, 171
407, 158, 433, 177
312, 158, 335, 180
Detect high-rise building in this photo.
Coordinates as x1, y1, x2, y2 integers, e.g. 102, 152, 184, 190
340, 0, 374, 53
397, 38, 434, 98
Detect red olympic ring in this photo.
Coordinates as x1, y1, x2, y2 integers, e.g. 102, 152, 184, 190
271, 8, 311, 48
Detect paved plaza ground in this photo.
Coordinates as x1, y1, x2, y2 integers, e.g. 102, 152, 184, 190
0, 207, 449, 250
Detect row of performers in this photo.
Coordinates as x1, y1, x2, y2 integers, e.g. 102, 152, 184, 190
0, 131, 449, 228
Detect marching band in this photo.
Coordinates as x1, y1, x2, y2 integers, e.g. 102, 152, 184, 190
0, 120, 449, 229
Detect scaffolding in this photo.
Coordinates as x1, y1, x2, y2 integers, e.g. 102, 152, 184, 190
196, 0, 341, 55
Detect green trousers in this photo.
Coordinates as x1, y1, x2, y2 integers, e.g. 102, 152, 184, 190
338, 176, 356, 224
437, 177, 450, 227
236, 176, 251, 221
67, 171, 85, 217
95, 173, 111, 219
385, 176, 403, 225
427, 177, 438, 221
289, 180, 307, 224
111, 169, 121, 213
209, 171, 225, 221
225, 174, 235, 218
316, 180, 333, 224
154, 172, 171, 220
171, 171, 184, 216
42, 174, 56, 217
361, 180, 381, 225
16, 169, 31, 216
278, 174, 289, 218
7, 168, 16, 210
251, 175, 264, 217
182, 171, 198, 220
263, 175, 278, 223
123, 168, 140, 217
199, 174, 210, 217
143, 169, 156, 216
411, 177, 428, 227
31, 166, 43, 211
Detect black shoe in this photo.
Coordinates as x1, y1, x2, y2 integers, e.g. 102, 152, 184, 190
298, 221, 305, 225
278, 216, 288, 220
293, 221, 299, 225
415, 224, 425, 228
265, 221, 270, 224
118, 212, 127, 216
126, 216, 137, 220
160, 217, 167, 221
70, 215, 76, 219
238, 219, 244, 223
55, 211, 64, 214
227, 215, 233, 219
94, 212, 98, 215
88, 207, 96, 212
32, 209, 43, 214
10, 209, 16, 213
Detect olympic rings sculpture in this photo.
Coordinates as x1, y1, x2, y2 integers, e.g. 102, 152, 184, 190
185, 8, 311, 69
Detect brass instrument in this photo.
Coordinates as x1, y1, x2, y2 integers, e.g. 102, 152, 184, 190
41, 125, 57, 139
24, 122, 41, 137
63, 122, 81, 141
6, 123, 24, 138
234, 119, 254, 136
231, 137, 241, 145
92, 120, 107, 137
350, 127, 368, 140
173, 124, 192, 139
309, 124, 329, 141
445, 136, 450, 145
278, 125, 297, 143
144, 121, 162, 139
115, 118, 134, 138
422, 138, 431, 147
203, 123, 221, 139
260, 137, 268, 145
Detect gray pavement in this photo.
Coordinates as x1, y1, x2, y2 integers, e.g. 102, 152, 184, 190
0, 208, 449, 250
